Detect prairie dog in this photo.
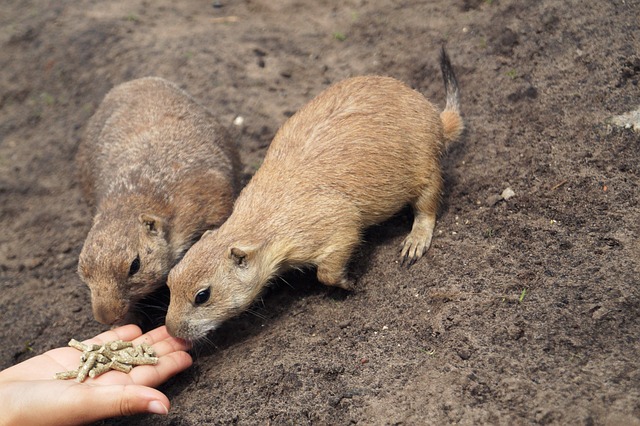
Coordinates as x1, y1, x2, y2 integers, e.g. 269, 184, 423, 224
77, 77, 240, 325
166, 49, 463, 341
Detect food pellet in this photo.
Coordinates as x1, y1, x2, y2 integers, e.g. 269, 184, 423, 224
54, 339, 158, 382
109, 340, 133, 351
109, 360, 133, 373
76, 352, 98, 383
88, 363, 111, 378
54, 370, 79, 380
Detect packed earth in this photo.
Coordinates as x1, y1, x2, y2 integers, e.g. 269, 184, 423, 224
1, 0, 639, 424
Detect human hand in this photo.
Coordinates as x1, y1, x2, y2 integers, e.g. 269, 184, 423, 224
0, 324, 192, 426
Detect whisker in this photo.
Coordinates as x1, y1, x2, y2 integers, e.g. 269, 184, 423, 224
192, 335, 218, 358
279, 276, 294, 289
246, 308, 267, 321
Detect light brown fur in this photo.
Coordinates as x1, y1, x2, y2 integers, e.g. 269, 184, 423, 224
77, 77, 240, 325
166, 50, 463, 341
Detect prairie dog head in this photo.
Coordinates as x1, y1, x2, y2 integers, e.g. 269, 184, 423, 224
165, 230, 269, 341
78, 212, 172, 325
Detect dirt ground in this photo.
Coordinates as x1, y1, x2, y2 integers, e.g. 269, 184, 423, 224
1, 0, 639, 424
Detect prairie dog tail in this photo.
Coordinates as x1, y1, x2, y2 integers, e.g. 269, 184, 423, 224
439, 47, 464, 145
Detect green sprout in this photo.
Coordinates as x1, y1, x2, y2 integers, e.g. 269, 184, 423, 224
518, 288, 527, 303
333, 32, 347, 42
40, 92, 55, 106
506, 69, 518, 79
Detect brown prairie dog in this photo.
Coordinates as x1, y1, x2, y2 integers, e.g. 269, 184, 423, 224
166, 48, 463, 341
77, 77, 240, 325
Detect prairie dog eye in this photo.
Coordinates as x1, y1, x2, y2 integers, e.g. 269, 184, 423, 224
128, 255, 141, 276
194, 288, 211, 306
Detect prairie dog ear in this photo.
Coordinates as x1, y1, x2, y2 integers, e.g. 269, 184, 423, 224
139, 213, 165, 236
229, 246, 255, 268
201, 229, 215, 240
92, 212, 103, 225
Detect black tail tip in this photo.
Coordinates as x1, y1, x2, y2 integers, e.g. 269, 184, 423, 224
440, 45, 453, 73
439, 44, 460, 111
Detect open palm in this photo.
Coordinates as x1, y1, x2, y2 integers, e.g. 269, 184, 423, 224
0, 324, 192, 426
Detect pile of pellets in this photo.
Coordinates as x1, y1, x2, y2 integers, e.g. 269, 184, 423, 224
55, 339, 158, 383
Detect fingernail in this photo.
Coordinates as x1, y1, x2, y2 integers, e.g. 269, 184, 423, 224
147, 400, 169, 415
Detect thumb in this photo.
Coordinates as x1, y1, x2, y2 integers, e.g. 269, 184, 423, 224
95, 384, 170, 417
64, 384, 170, 424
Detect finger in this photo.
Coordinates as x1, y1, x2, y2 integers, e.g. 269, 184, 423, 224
149, 335, 192, 357
132, 326, 191, 356
128, 350, 193, 388
132, 325, 170, 346
132, 325, 188, 349
83, 324, 143, 346
84, 326, 190, 355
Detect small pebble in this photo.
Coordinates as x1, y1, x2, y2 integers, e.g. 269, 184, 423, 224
486, 194, 503, 206
457, 349, 471, 360
338, 320, 351, 329
501, 187, 516, 200
609, 107, 640, 132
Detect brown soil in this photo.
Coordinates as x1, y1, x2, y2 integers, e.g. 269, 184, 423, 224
1, 0, 639, 425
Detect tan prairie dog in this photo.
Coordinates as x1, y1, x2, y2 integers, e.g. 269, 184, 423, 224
77, 77, 240, 325
166, 48, 463, 341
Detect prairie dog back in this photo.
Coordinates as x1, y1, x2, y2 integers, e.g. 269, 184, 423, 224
77, 77, 240, 325
247, 76, 445, 227
78, 77, 238, 205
